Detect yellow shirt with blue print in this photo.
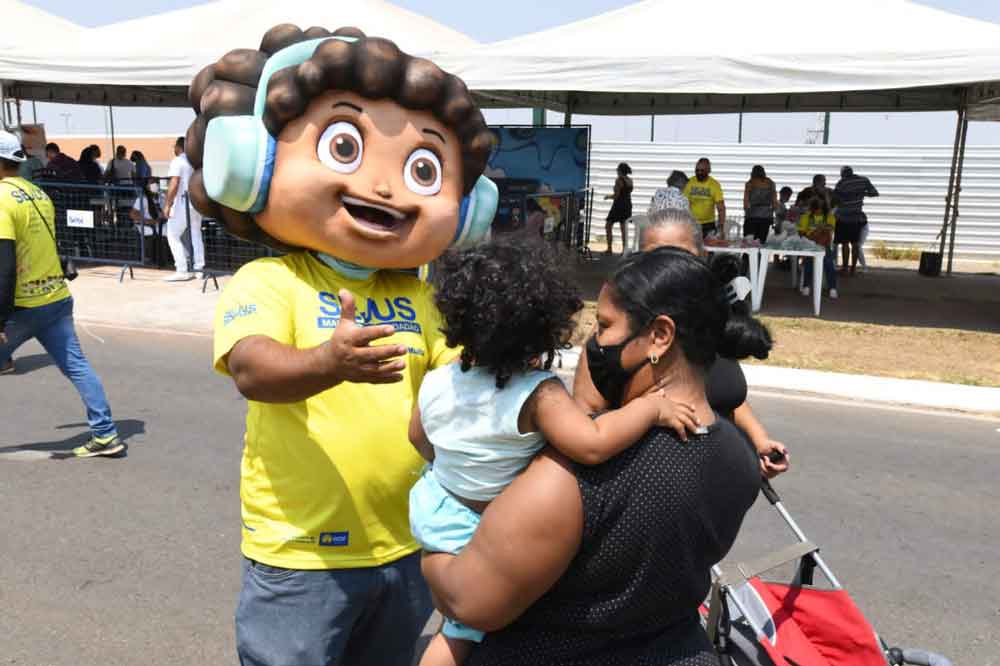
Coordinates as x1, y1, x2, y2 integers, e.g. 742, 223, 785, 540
213, 252, 459, 570
682, 176, 724, 225
0, 177, 69, 308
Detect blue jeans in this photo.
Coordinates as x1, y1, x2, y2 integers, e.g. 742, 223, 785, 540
803, 247, 838, 291
235, 552, 432, 666
0, 297, 116, 438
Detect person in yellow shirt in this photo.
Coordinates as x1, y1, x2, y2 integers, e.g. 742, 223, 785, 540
0, 130, 122, 456
682, 157, 726, 237
797, 196, 839, 299
189, 25, 498, 665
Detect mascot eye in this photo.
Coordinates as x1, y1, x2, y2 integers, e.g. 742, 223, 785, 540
318, 122, 363, 173
403, 148, 442, 196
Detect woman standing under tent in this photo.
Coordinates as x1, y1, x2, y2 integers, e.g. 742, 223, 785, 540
743, 165, 778, 242
604, 162, 633, 254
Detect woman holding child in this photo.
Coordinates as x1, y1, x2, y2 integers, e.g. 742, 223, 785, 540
416, 238, 773, 664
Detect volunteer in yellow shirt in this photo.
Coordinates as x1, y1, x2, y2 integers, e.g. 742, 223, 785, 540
0, 130, 122, 457
683, 157, 727, 237
797, 196, 839, 299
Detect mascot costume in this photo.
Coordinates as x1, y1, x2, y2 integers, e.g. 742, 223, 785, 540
191, 24, 496, 665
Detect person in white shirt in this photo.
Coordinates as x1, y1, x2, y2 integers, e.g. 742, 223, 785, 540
162, 137, 204, 282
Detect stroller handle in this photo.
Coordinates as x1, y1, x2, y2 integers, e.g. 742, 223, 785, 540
761, 478, 781, 505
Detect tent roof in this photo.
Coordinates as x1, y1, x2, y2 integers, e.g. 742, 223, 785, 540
0, 0, 478, 106
434, 0, 1000, 115
0, 0, 82, 49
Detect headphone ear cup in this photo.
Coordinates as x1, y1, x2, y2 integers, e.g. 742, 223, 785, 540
452, 176, 498, 249
203, 116, 273, 213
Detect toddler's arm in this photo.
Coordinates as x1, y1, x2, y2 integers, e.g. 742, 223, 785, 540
529, 379, 698, 466
409, 405, 435, 462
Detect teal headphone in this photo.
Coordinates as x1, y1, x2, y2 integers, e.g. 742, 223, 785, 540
202, 36, 497, 250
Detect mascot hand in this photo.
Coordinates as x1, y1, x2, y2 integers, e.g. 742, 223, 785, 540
325, 289, 407, 385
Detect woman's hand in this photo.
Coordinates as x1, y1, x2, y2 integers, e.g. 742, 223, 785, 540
756, 439, 790, 478
646, 392, 701, 442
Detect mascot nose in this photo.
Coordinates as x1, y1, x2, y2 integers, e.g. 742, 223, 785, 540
374, 182, 393, 199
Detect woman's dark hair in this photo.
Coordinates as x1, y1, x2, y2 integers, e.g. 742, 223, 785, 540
607, 247, 771, 370
433, 237, 583, 389
525, 197, 543, 214
185, 23, 493, 249
751, 164, 766, 179
617, 162, 632, 176
78, 146, 93, 163
667, 170, 688, 189
130, 150, 146, 163
779, 185, 793, 197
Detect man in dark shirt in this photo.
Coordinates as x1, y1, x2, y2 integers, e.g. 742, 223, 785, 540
43, 142, 82, 181
834, 166, 879, 274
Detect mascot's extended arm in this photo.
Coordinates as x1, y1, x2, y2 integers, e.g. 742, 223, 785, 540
192, 24, 498, 399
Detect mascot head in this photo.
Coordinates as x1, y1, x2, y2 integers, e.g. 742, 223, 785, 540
185, 24, 497, 270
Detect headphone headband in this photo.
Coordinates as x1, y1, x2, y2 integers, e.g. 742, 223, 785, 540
252, 36, 358, 120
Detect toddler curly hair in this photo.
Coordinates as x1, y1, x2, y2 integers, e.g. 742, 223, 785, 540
433, 238, 583, 388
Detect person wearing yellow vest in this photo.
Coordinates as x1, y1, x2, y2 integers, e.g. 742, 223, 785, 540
682, 157, 727, 237
797, 196, 839, 299
190, 25, 498, 665
0, 130, 122, 457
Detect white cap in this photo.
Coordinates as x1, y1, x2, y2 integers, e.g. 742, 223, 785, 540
0, 130, 27, 163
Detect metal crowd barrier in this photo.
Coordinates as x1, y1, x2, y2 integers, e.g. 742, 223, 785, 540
37, 180, 144, 282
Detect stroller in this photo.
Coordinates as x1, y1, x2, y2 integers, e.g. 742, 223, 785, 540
702, 479, 952, 666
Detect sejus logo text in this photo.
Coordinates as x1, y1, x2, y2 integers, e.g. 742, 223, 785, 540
316, 292, 421, 334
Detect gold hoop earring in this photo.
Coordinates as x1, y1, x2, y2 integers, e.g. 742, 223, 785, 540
649, 353, 659, 365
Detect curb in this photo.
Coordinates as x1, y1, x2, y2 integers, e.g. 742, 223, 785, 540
556, 347, 1000, 416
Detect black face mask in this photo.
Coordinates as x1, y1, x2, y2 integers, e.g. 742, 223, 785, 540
585, 333, 650, 408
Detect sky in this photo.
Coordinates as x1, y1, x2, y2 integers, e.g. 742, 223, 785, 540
17, 0, 1000, 145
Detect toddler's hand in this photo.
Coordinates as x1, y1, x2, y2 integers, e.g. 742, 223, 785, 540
650, 393, 700, 442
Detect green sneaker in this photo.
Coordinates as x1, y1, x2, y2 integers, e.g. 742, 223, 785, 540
73, 434, 125, 458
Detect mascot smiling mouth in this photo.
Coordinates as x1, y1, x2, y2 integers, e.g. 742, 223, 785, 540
341, 195, 413, 235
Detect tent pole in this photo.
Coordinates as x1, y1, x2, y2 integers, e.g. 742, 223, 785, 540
108, 105, 117, 156
32, 100, 37, 124
650, 115, 654, 142
946, 111, 969, 275
822, 112, 831, 144
563, 95, 573, 128
939, 108, 963, 258
0, 82, 7, 127
532, 107, 545, 127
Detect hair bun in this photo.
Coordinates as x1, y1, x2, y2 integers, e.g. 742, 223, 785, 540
718, 314, 772, 360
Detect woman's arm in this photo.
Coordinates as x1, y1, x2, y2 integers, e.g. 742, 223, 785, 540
732, 401, 789, 478
743, 182, 750, 212
421, 450, 583, 632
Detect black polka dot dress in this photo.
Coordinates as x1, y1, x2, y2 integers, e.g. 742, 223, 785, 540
466, 419, 760, 666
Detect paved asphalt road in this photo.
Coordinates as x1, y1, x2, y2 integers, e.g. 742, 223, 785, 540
1, 325, 997, 666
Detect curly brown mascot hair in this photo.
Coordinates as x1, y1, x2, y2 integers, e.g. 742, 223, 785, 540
184, 24, 493, 250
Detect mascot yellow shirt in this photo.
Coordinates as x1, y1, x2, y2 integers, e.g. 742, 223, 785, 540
214, 252, 458, 569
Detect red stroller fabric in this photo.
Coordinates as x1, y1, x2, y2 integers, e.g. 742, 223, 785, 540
747, 578, 886, 666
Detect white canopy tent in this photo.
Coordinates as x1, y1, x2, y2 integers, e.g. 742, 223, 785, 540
431, 0, 1000, 273
2, 0, 999, 272
437, 0, 1000, 118
0, 0, 479, 107
0, 0, 82, 125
